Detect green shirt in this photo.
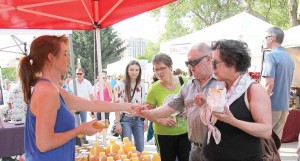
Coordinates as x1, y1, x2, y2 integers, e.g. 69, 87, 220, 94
146, 76, 188, 135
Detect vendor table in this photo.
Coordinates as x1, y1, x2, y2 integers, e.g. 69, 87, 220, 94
281, 109, 300, 143
0, 121, 25, 158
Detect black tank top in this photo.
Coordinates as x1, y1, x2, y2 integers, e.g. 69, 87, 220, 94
203, 93, 262, 161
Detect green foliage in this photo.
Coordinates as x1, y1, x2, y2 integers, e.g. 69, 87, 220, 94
137, 41, 160, 62
154, 0, 298, 41
72, 27, 126, 84
1, 67, 16, 82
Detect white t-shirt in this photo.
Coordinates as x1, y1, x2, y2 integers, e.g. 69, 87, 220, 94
69, 79, 93, 100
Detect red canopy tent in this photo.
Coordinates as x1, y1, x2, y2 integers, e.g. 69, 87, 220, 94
0, 0, 175, 143
0, 0, 175, 97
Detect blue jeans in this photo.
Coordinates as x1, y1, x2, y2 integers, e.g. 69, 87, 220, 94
75, 111, 87, 126
120, 115, 145, 152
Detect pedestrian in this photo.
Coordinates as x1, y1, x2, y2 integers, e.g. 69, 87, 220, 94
94, 73, 113, 120
201, 39, 272, 160
18, 35, 136, 161
146, 53, 190, 161
135, 43, 222, 161
68, 68, 94, 124
114, 60, 147, 152
261, 26, 295, 139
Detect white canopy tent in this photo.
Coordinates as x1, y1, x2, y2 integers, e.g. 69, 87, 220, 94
283, 25, 300, 87
0, 29, 72, 106
0, 29, 72, 67
160, 12, 273, 72
107, 58, 149, 81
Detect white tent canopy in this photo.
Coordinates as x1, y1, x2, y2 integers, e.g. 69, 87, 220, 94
107, 58, 149, 81
160, 12, 274, 72
0, 29, 72, 67
283, 25, 300, 48
283, 25, 300, 87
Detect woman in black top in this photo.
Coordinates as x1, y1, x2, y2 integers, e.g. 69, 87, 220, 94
199, 40, 272, 161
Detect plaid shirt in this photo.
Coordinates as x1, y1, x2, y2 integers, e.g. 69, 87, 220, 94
168, 75, 222, 144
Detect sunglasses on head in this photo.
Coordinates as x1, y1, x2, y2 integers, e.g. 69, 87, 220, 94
185, 55, 207, 67
76, 73, 83, 75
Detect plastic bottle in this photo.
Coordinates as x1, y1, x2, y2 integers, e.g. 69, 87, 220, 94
92, 119, 110, 130
152, 153, 161, 161
131, 157, 139, 161
123, 137, 134, 155
107, 156, 114, 161
141, 155, 151, 161
99, 151, 107, 161
141, 151, 148, 156
92, 142, 105, 157
131, 153, 142, 161
114, 149, 126, 160
127, 147, 141, 158
120, 154, 128, 161
105, 140, 120, 156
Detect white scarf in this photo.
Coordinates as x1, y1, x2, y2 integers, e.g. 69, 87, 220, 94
201, 73, 254, 145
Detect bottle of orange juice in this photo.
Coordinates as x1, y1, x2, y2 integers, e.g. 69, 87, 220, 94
127, 147, 141, 158
141, 155, 151, 161
152, 153, 161, 161
114, 149, 126, 160
120, 154, 128, 161
105, 140, 120, 156
92, 142, 105, 157
99, 152, 107, 161
123, 137, 134, 155
130, 153, 140, 161
107, 156, 114, 161
131, 157, 139, 161
92, 119, 110, 130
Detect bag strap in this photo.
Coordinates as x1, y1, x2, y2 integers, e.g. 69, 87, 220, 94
178, 76, 184, 86
130, 81, 138, 102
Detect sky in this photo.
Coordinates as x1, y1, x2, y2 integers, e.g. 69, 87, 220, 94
113, 13, 165, 41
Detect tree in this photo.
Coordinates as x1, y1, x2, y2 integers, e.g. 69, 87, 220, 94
1, 67, 16, 82
137, 41, 160, 62
154, 0, 298, 41
72, 27, 126, 83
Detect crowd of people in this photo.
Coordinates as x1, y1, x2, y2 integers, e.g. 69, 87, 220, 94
2, 26, 298, 161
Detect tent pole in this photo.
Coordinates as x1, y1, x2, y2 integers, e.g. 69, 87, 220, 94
68, 33, 82, 146
95, 28, 106, 145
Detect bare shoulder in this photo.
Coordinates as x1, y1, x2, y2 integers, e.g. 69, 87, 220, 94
33, 81, 59, 101
248, 82, 270, 101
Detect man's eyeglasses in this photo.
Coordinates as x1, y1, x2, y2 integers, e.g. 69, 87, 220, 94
153, 66, 168, 72
76, 73, 83, 75
185, 55, 208, 67
265, 35, 273, 39
212, 60, 222, 69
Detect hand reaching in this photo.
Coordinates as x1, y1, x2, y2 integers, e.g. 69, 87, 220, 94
134, 104, 150, 118
125, 103, 138, 114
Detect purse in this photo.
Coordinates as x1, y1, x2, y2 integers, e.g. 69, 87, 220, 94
246, 83, 281, 161
261, 130, 281, 161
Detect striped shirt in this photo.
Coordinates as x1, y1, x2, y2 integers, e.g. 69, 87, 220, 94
168, 75, 222, 144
